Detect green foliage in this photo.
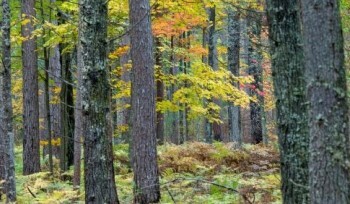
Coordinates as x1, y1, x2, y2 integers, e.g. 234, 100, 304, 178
12, 142, 281, 203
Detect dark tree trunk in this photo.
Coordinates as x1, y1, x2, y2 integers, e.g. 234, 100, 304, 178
60, 49, 75, 171
39, 0, 54, 174
301, 0, 350, 203
248, 13, 263, 144
73, 46, 83, 188
266, 0, 309, 203
22, 0, 41, 175
49, 0, 62, 158
179, 33, 185, 144
78, 0, 119, 203
169, 36, 180, 144
73, 62, 82, 189
129, 0, 161, 202
156, 37, 165, 145
208, 6, 222, 142
227, 8, 241, 145
0, 0, 17, 200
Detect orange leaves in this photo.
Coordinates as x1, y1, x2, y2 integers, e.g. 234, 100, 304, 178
153, 13, 206, 37
188, 46, 208, 57
109, 46, 130, 60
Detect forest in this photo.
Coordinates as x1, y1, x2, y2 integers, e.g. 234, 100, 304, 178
0, 0, 350, 203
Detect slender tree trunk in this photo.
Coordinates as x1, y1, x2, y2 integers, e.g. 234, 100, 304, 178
73, 48, 82, 189
60, 49, 75, 171
208, 6, 222, 142
301, 0, 350, 203
39, 0, 54, 174
119, 35, 131, 143
78, 0, 119, 202
22, 0, 41, 175
240, 18, 252, 143
202, 27, 212, 143
130, 0, 161, 202
266, 0, 309, 202
179, 34, 185, 144
1, 0, 16, 200
169, 36, 180, 144
49, 0, 62, 158
247, 12, 264, 144
227, 8, 242, 145
156, 38, 165, 145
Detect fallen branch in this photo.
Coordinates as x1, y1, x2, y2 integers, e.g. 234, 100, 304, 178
27, 187, 37, 198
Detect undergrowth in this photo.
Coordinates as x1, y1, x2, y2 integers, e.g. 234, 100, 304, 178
11, 142, 281, 203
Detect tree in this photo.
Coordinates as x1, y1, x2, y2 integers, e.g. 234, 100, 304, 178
156, 37, 165, 144
227, 7, 242, 145
78, 0, 119, 202
208, 6, 222, 142
49, 0, 62, 158
301, 0, 350, 202
0, 0, 17, 201
248, 11, 263, 144
22, 0, 41, 175
129, 0, 161, 202
266, 0, 309, 202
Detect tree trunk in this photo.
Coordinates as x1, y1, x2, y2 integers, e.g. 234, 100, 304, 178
129, 0, 161, 202
301, 0, 350, 203
49, 0, 62, 158
248, 12, 263, 144
60, 49, 75, 171
240, 18, 252, 143
39, 0, 54, 174
0, 0, 16, 200
169, 36, 180, 144
208, 6, 222, 142
119, 35, 131, 144
156, 37, 165, 145
73, 47, 83, 189
227, 8, 242, 145
266, 0, 309, 202
22, 0, 41, 175
78, 0, 119, 202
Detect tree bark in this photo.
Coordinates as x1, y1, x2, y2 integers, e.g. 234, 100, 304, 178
208, 6, 222, 142
60, 49, 75, 171
78, 0, 119, 202
119, 35, 131, 144
227, 8, 242, 145
73, 64, 82, 189
301, 0, 350, 203
156, 37, 165, 145
129, 0, 161, 202
248, 12, 263, 144
1, 0, 17, 200
266, 0, 309, 202
49, 0, 62, 158
22, 0, 41, 175
169, 36, 180, 144
239, 18, 252, 143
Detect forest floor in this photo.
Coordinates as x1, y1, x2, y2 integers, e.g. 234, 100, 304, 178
14, 142, 281, 204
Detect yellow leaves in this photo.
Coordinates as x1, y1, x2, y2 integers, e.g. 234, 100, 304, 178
112, 81, 131, 100
109, 46, 130, 60
21, 18, 31, 26
40, 138, 61, 147
153, 60, 251, 122
60, 0, 79, 13
157, 100, 179, 112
